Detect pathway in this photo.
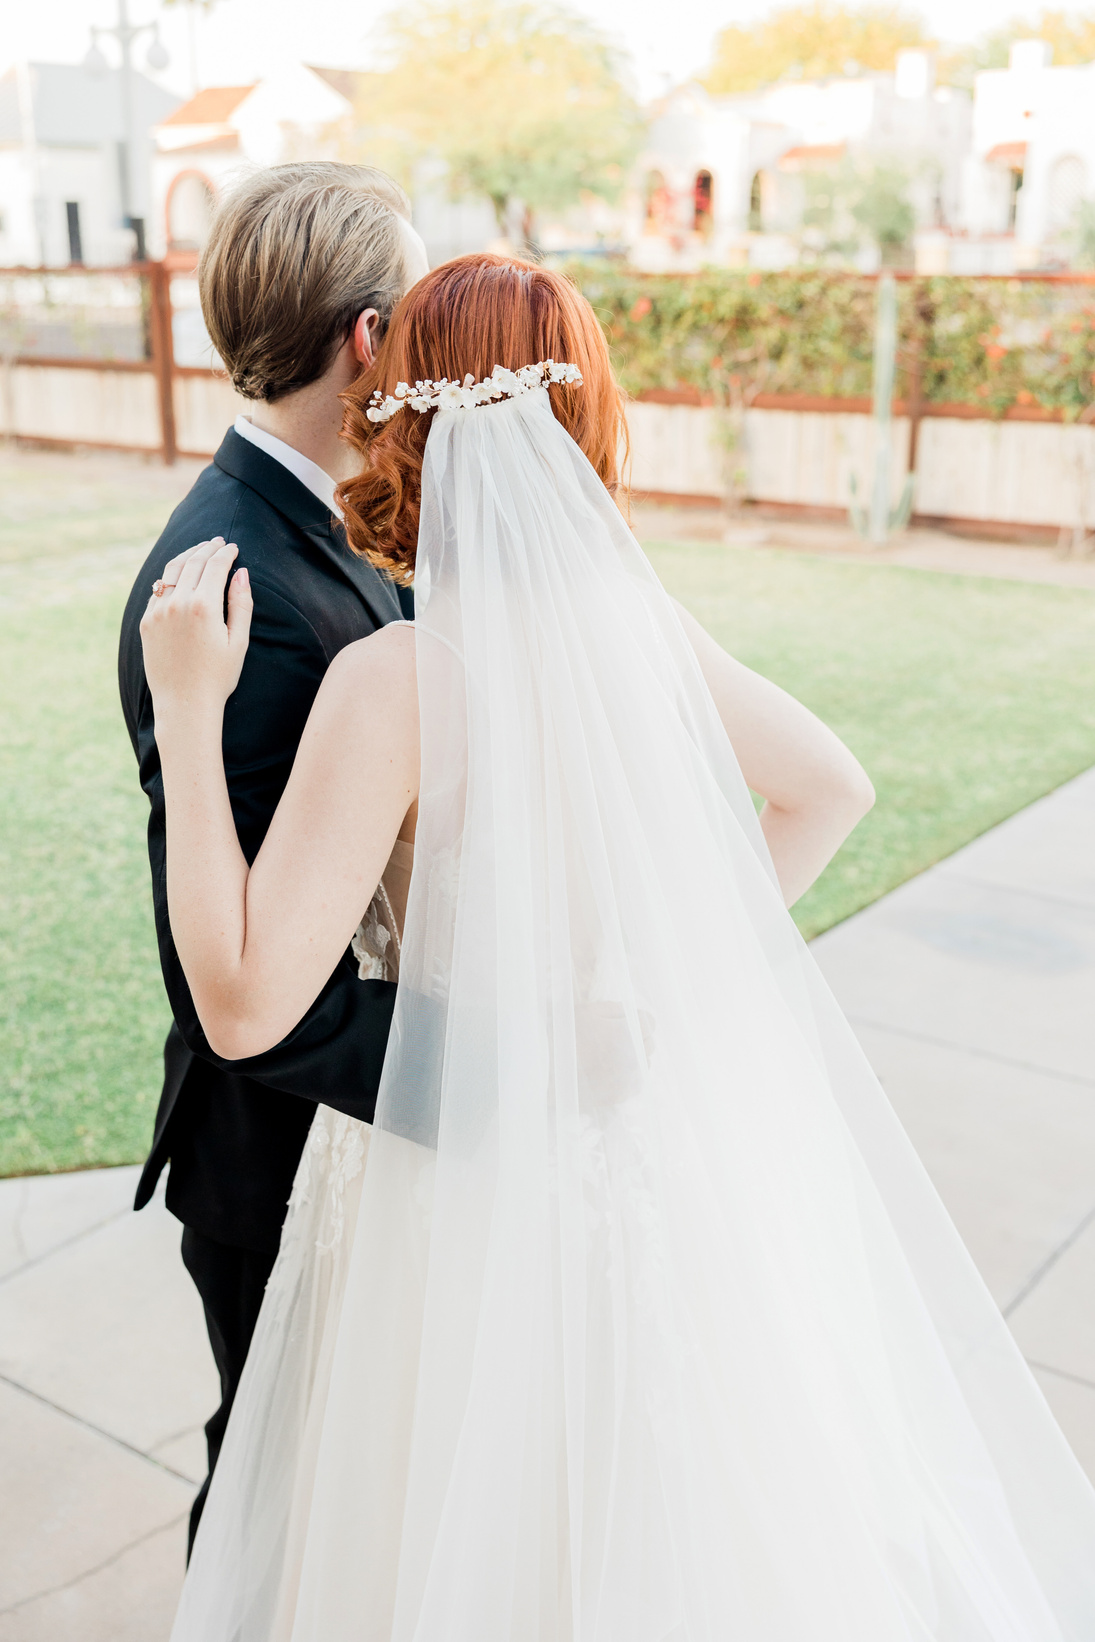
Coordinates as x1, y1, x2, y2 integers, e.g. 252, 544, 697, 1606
2, 767, 1093, 1638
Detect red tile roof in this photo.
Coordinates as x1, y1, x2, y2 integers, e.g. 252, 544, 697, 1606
160, 84, 256, 126
986, 141, 1028, 168
778, 142, 847, 172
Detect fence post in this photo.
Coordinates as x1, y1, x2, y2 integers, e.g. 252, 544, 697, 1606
868, 273, 898, 545
905, 280, 931, 482
147, 261, 177, 466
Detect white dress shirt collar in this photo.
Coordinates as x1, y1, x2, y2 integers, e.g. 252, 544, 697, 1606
233, 416, 343, 521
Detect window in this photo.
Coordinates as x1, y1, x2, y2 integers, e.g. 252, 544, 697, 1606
693, 170, 714, 236
644, 170, 669, 233
749, 171, 764, 232
65, 202, 84, 265
1007, 169, 1023, 233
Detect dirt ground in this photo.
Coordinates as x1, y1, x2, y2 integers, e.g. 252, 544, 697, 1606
4, 441, 1095, 594
628, 500, 1095, 591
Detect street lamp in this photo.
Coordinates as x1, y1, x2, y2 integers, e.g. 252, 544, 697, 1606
84, 0, 170, 262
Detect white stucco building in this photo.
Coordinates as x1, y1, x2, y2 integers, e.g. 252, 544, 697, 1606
961, 40, 1095, 268
150, 65, 357, 258
0, 62, 178, 266
630, 51, 972, 271
629, 39, 1095, 273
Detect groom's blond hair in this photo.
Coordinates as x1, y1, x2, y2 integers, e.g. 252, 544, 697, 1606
199, 162, 413, 402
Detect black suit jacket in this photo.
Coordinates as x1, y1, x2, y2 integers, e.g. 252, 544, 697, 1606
119, 428, 411, 1253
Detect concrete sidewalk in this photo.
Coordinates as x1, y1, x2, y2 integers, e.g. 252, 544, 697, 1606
1, 770, 1093, 1639
813, 764, 1095, 1474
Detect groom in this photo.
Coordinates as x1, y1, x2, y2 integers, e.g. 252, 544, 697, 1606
118, 163, 428, 1550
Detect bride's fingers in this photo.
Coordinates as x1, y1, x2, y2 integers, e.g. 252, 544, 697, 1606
173, 538, 228, 595
226, 565, 253, 657
190, 541, 240, 611
158, 538, 224, 591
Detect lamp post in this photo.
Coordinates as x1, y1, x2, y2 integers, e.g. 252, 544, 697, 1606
85, 0, 169, 262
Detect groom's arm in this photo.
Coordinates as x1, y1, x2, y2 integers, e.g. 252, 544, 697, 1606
120, 558, 397, 1125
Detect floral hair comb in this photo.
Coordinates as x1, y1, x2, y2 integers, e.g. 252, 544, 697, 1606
365, 359, 583, 424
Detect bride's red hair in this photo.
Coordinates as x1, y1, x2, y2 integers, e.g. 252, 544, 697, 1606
338, 254, 626, 584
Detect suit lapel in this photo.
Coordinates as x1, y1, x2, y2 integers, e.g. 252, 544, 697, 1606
301, 518, 403, 627
214, 429, 403, 629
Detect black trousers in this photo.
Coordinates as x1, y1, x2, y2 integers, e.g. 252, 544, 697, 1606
180, 1225, 278, 1558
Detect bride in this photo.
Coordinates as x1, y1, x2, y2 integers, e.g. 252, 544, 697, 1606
142, 254, 1095, 1641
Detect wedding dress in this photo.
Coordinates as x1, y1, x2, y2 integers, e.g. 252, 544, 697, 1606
172, 387, 1095, 1642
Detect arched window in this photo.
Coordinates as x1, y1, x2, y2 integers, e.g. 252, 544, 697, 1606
749, 171, 764, 232
1047, 154, 1087, 235
644, 169, 669, 232
694, 169, 714, 235
166, 171, 217, 252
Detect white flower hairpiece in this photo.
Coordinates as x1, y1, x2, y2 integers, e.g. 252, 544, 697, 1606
365, 359, 583, 424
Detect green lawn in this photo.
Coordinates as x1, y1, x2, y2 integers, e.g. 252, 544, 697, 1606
1, 584, 172, 1176
648, 539, 1095, 939
3, 506, 1095, 1176
0, 449, 192, 1178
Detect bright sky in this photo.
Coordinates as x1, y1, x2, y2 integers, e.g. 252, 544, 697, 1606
1, 0, 1080, 104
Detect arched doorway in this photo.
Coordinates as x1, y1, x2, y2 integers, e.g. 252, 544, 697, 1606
644, 169, 672, 235
166, 171, 217, 253
1047, 154, 1087, 236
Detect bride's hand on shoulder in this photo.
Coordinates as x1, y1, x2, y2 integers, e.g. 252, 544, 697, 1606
140, 537, 253, 717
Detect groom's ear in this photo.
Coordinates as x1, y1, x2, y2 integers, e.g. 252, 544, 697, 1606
353, 309, 381, 367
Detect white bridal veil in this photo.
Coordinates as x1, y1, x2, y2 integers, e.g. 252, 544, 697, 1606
174, 388, 1095, 1642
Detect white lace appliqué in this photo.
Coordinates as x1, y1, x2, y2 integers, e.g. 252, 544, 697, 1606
352, 879, 402, 982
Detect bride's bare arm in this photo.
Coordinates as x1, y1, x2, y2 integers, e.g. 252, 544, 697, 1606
141, 539, 419, 1061
673, 600, 874, 906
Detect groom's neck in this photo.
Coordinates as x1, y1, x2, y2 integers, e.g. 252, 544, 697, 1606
247, 346, 362, 485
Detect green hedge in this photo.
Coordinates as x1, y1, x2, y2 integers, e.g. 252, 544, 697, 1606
565, 264, 1095, 419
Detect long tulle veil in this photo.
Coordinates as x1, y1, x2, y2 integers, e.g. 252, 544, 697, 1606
173, 388, 1095, 1642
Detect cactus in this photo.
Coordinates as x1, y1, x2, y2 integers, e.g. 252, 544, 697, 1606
850, 272, 913, 544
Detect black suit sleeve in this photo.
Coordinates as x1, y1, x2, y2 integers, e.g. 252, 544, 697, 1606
119, 566, 396, 1124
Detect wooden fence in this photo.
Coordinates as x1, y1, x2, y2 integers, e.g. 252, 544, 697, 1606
2, 262, 1093, 541
0, 258, 250, 463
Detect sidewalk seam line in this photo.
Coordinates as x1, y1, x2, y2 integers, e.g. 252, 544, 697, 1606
0, 1206, 133, 1290
846, 1015, 1095, 1089
942, 870, 1095, 917
1004, 1203, 1095, 1319
1025, 1358, 1095, 1393
0, 1370, 199, 1486
0, 1510, 189, 1617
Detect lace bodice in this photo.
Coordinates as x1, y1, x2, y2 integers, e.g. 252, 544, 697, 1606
351, 837, 413, 982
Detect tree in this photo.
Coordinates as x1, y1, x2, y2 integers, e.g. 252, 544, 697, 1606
704, 3, 931, 97
969, 9, 1095, 70
351, 0, 641, 244
802, 158, 916, 264
849, 162, 915, 259
940, 9, 1095, 85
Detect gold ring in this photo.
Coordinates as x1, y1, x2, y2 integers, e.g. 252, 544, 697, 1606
152, 580, 177, 597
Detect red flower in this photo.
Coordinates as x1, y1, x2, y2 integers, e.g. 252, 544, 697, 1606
629, 297, 653, 321
985, 343, 1007, 363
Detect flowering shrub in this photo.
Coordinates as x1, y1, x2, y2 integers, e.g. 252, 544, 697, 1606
565, 264, 1095, 419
